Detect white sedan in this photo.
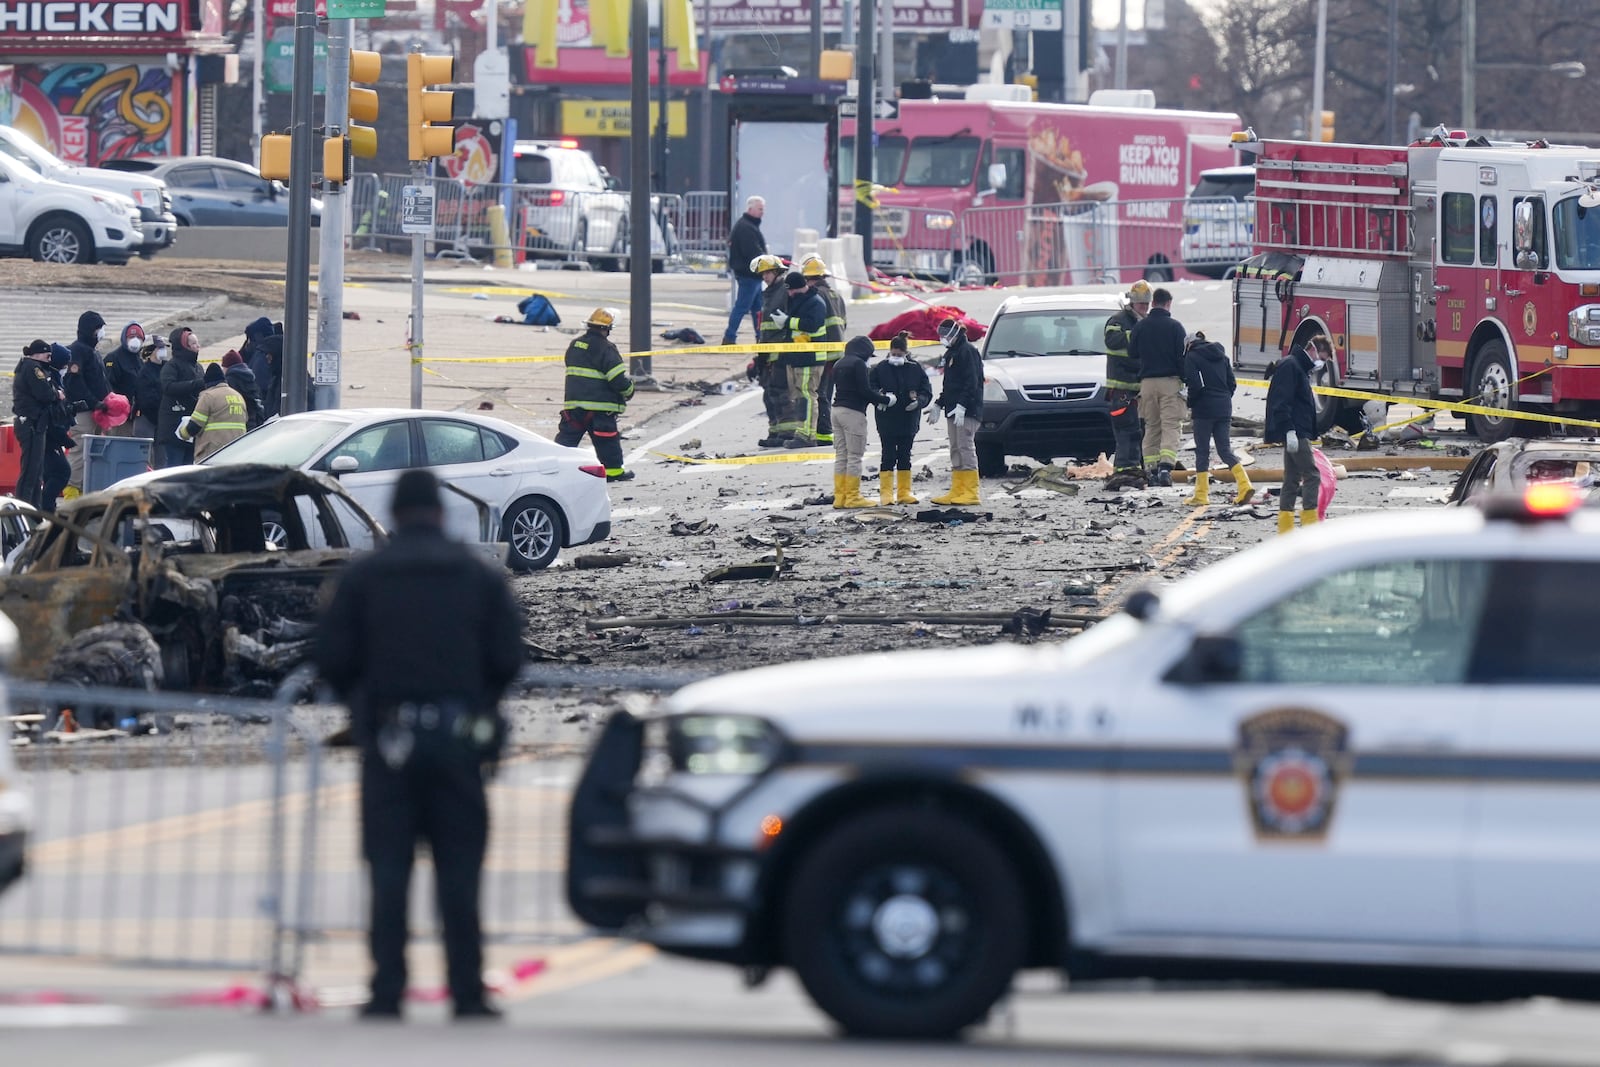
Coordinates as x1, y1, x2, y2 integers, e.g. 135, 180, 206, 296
202, 409, 612, 570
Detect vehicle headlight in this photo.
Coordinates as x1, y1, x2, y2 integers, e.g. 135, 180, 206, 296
93, 194, 126, 218
925, 212, 956, 231
666, 714, 786, 776
1569, 305, 1600, 343
132, 187, 159, 208
983, 377, 1007, 403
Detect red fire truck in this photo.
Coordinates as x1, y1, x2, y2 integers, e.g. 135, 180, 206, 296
1233, 129, 1600, 440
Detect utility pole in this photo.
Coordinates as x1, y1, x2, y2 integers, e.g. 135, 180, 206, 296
1311, 0, 1327, 143
313, 15, 350, 412
879, 0, 894, 103
252, 0, 265, 161
852, 0, 874, 244
282, 0, 317, 417
1061, 0, 1080, 103
410, 174, 425, 407
656, 0, 669, 199
629, 0, 652, 378
1386, 0, 1398, 143
1461, 0, 1476, 129
1114, 0, 1128, 91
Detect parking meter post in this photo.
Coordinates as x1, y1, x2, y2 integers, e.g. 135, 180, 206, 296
410, 166, 425, 409
281, 0, 318, 416
628, 0, 652, 380
313, 14, 351, 413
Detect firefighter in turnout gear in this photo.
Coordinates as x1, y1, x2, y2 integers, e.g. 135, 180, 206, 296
751, 254, 793, 448
1103, 280, 1151, 489
802, 255, 846, 445
782, 273, 830, 448
556, 308, 636, 482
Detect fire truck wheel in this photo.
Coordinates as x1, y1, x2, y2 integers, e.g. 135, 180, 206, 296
1142, 256, 1174, 283
1467, 342, 1521, 443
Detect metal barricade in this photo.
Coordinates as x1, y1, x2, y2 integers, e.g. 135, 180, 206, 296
959, 197, 1192, 287
679, 191, 730, 265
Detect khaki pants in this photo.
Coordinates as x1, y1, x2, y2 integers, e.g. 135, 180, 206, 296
832, 407, 867, 477
1140, 376, 1184, 469
66, 410, 98, 490
946, 412, 978, 470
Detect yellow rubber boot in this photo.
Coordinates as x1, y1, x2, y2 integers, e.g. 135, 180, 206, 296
1301, 509, 1320, 526
947, 469, 981, 506
1277, 511, 1296, 535
896, 469, 918, 504
1231, 463, 1256, 505
832, 474, 848, 509
880, 471, 895, 505
1185, 472, 1209, 507
931, 473, 959, 505
838, 475, 875, 508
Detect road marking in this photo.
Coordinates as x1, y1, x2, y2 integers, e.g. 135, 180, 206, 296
500, 942, 657, 1003
143, 1054, 262, 1067
626, 390, 760, 467
0, 1004, 132, 1028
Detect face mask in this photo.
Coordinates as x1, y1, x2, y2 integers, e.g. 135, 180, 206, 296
1310, 358, 1326, 373
128, 333, 144, 349
95, 328, 105, 342
155, 347, 171, 363
888, 354, 906, 365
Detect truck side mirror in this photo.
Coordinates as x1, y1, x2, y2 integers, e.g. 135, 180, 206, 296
329, 455, 359, 475
987, 163, 1007, 193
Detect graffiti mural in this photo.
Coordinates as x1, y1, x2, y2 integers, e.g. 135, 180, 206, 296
8, 62, 177, 164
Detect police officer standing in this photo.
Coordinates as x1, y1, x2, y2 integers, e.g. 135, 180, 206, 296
12, 340, 63, 509
556, 308, 636, 482
313, 470, 524, 1022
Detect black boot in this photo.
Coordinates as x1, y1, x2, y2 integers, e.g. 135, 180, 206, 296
1155, 463, 1173, 487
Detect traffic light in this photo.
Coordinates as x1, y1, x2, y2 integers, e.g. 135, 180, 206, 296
260, 133, 291, 182
1320, 110, 1336, 142
348, 49, 381, 159
324, 132, 349, 187
406, 52, 455, 162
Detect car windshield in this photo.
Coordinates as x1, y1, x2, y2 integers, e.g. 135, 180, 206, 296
1190, 174, 1253, 201
901, 136, 981, 188
839, 135, 909, 186
1551, 195, 1600, 270
203, 417, 349, 468
984, 309, 1112, 359
514, 154, 553, 184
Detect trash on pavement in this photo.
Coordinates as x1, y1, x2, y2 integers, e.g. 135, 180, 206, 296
669, 519, 716, 536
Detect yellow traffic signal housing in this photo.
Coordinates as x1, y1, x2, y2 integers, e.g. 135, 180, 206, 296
407, 52, 455, 162
349, 49, 381, 159
260, 133, 292, 182
324, 134, 349, 186
1320, 110, 1336, 142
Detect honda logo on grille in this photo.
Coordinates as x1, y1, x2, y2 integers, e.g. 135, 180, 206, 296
1051, 386, 1071, 399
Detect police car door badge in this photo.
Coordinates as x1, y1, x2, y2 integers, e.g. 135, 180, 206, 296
1235, 709, 1350, 841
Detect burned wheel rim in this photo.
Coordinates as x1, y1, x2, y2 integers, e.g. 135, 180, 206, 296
505, 500, 560, 570
261, 521, 288, 549
38, 225, 85, 263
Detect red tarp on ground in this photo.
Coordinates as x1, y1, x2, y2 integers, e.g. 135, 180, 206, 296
867, 306, 987, 343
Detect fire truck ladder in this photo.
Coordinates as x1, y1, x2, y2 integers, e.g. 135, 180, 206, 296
1255, 158, 1413, 259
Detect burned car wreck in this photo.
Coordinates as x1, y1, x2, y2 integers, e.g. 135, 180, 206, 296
0, 464, 386, 698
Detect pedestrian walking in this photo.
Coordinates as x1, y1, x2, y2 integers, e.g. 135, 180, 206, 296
12, 340, 61, 509
750, 254, 793, 448
801, 255, 846, 446
157, 327, 206, 468
929, 316, 985, 506
1102, 280, 1151, 488
312, 469, 524, 1022
132, 336, 167, 443
828, 335, 890, 508
555, 308, 635, 482
1129, 287, 1186, 486
101, 322, 145, 438
178, 363, 249, 461
221, 349, 265, 430
781, 272, 829, 448
868, 330, 933, 505
1180, 330, 1254, 507
63, 310, 111, 495
723, 195, 768, 345
1265, 335, 1328, 533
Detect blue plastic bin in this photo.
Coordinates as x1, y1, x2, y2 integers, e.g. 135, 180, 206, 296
82, 435, 154, 493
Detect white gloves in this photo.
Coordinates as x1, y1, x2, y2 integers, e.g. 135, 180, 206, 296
176, 415, 197, 442
1285, 430, 1300, 452
768, 310, 788, 329
949, 403, 966, 423
925, 404, 941, 426
879, 392, 897, 410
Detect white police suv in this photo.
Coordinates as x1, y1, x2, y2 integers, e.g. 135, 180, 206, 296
567, 486, 1600, 1038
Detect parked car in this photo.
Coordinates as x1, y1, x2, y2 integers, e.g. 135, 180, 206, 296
971, 292, 1118, 476
0, 151, 142, 264
201, 409, 612, 571
511, 140, 670, 271
100, 156, 321, 227
1179, 164, 1255, 279
1446, 437, 1600, 506
0, 464, 383, 693
569, 487, 1600, 1038
0, 126, 175, 255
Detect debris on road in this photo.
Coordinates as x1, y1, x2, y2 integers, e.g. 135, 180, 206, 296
574, 553, 632, 569
669, 519, 716, 536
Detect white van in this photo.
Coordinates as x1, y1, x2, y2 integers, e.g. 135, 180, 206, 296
1179, 164, 1255, 278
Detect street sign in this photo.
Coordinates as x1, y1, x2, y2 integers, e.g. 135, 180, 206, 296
400, 185, 435, 235
326, 0, 384, 16
981, 0, 1062, 30
264, 29, 327, 92
313, 350, 340, 386
838, 98, 897, 119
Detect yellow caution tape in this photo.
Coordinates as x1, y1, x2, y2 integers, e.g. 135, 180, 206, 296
1237, 374, 1600, 433
651, 450, 833, 465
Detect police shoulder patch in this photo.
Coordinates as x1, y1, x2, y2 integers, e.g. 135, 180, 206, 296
33, 367, 47, 380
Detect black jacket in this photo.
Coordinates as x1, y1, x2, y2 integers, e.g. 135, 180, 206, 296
103, 323, 144, 401
830, 349, 889, 415
312, 523, 524, 744
225, 364, 266, 429
11, 356, 58, 420
562, 328, 633, 413
243, 318, 283, 420
1103, 307, 1142, 390
728, 212, 767, 279
936, 337, 984, 417
158, 344, 206, 443
1182, 340, 1236, 421
66, 311, 110, 406
781, 288, 829, 368
869, 357, 934, 436
133, 360, 163, 425
1264, 346, 1318, 442
1129, 307, 1186, 380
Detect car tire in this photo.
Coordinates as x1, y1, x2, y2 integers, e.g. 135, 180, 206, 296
1467, 340, 1523, 443
1143, 255, 1175, 283
502, 496, 564, 572
977, 441, 1008, 479
951, 243, 993, 287
29, 215, 95, 265
781, 806, 1027, 1040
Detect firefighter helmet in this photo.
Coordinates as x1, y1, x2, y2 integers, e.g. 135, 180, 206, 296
586, 307, 619, 330
1126, 279, 1153, 305
800, 254, 828, 278
750, 254, 785, 276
